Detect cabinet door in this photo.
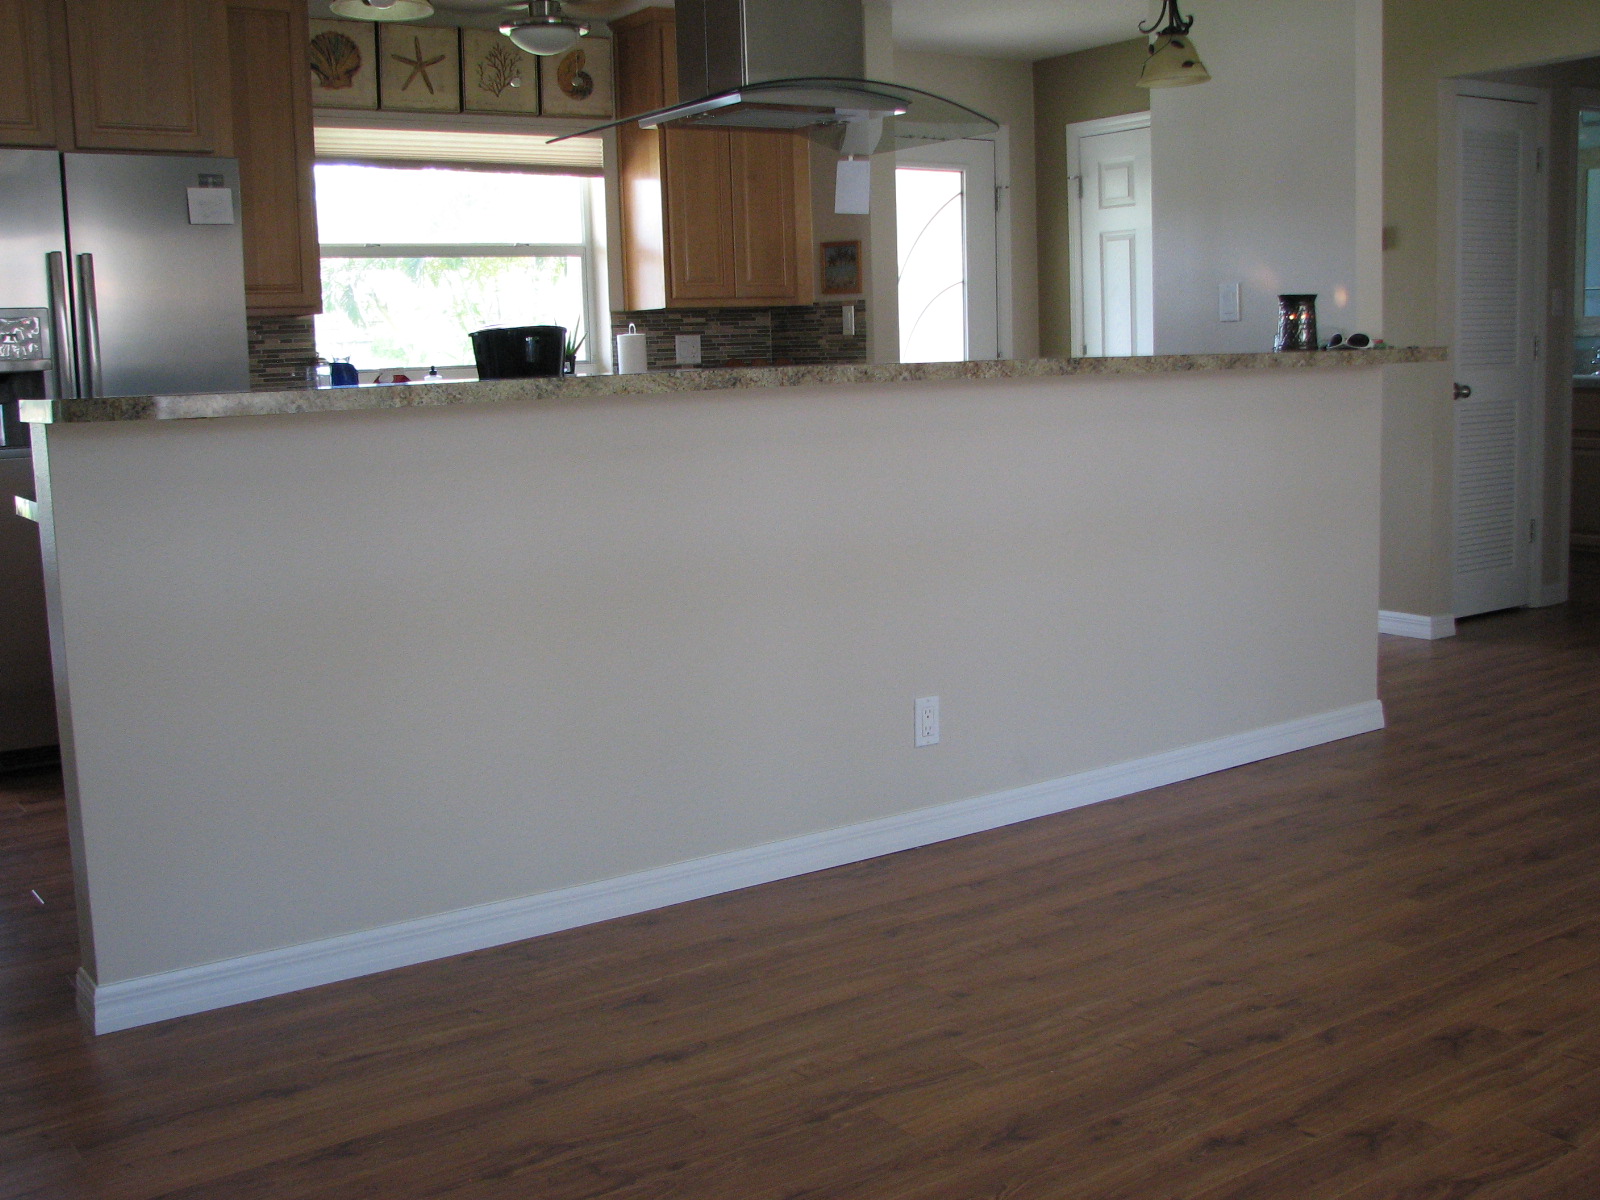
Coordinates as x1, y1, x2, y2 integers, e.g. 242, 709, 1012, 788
0, 0, 67, 148
65, 0, 231, 154
729, 130, 802, 300
228, 0, 320, 314
663, 127, 736, 303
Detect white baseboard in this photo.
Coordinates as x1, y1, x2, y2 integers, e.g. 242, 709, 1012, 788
82, 698, 1386, 1035
1379, 610, 1456, 639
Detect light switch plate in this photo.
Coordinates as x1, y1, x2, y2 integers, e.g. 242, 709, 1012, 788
1219, 281, 1241, 323
674, 334, 702, 366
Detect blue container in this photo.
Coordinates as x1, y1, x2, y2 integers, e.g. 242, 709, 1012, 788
329, 360, 359, 387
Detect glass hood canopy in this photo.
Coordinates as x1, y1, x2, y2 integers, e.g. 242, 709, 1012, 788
550, 77, 998, 155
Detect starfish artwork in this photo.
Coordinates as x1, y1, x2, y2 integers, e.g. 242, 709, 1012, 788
393, 35, 446, 93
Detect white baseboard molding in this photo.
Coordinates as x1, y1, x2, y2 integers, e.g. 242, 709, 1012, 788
82, 698, 1386, 1035
1379, 610, 1456, 639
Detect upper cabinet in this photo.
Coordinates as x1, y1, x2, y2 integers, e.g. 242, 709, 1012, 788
227, 0, 321, 315
0, 1, 69, 148
612, 7, 813, 310
0, 0, 232, 154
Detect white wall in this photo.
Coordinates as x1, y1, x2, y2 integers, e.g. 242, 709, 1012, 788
1150, 0, 1362, 354
40, 366, 1384, 1006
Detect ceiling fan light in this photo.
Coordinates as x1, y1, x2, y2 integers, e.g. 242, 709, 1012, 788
1136, 34, 1211, 88
502, 19, 586, 55
328, 0, 435, 20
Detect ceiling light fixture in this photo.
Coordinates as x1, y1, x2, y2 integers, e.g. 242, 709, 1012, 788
502, 0, 588, 56
1136, 0, 1211, 89
328, 0, 435, 21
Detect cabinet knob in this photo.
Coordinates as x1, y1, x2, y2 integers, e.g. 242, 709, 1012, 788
1453, 382, 1473, 400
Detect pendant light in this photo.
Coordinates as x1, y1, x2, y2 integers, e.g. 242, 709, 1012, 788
1136, 0, 1211, 88
328, 0, 435, 20
501, 0, 589, 56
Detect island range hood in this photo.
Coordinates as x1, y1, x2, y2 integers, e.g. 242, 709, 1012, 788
552, 0, 998, 155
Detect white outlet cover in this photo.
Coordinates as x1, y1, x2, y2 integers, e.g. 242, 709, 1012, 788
915, 696, 940, 747
674, 334, 702, 366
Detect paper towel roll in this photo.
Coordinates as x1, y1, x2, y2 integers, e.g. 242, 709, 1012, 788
616, 328, 647, 374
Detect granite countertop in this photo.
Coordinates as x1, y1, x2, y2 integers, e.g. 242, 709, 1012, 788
21, 347, 1446, 425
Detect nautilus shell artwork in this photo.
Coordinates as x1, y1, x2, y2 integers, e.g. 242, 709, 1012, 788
309, 30, 363, 90
555, 48, 594, 100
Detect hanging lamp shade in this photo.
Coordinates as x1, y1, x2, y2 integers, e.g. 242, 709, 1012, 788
1136, 0, 1210, 88
502, 0, 588, 55
1137, 33, 1211, 88
328, 0, 435, 20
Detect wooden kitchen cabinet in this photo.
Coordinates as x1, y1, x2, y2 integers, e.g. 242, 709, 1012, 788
0, 0, 71, 148
612, 7, 813, 310
227, 0, 321, 315
0, 0, 232, 155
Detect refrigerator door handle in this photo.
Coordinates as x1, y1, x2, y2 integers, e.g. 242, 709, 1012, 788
75, 252, 103, 399
46, 251, 78, 400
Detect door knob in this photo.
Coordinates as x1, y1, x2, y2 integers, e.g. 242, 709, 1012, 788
1454, 382, 1472, 400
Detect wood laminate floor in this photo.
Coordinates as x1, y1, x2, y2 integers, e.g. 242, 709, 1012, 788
4, 605, 1600, 1199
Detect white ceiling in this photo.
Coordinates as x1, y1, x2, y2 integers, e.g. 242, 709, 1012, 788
889, 0, 1150, 62
399, 0, 1151, 61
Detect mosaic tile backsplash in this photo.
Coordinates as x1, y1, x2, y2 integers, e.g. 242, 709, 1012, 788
247, 315, 316, 391
613, 303, 870, 372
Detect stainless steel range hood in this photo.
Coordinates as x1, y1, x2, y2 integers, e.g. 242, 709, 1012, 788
552, 0, 997, 154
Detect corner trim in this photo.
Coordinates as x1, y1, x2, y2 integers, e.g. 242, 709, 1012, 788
81, 699, 1385, 1035
1379, 610, 1456, 639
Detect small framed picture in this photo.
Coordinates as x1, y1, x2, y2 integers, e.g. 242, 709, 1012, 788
309, 19, 378, 110
539, 35, 614, 119
820, 240, 862, 295
462, 28, 541, 115
379, 24, 461, 113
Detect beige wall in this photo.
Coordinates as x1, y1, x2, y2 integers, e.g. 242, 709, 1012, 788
43, 367, 1383, 988
1384, 1, 1600, 348
1380, 5, 1600, 615
1032, 39, 1150, 358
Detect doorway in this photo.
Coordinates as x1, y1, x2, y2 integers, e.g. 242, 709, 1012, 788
894, 139, 1000, 364
1450, 87, 1548, 619
1067, 113, 1153, 358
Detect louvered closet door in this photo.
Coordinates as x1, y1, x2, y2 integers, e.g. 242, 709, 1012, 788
1452, 95, 1541, 619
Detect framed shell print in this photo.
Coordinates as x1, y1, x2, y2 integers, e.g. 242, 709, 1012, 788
309, 19, 378, 110
378, 24, 461, 113
462, 28, 541, 115
539, 35, 613, 119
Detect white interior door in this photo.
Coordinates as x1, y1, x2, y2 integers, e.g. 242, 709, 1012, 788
1069, 116, 1153, 358
895, 139, 999, 363
1452, 93, 1543, 619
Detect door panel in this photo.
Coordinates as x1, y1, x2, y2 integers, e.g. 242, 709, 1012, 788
729, 130, 799, 300
1452, 95, 1540, 618
63, 153, 249, 397
64, 0, 229, 154
0, 0, 65, 148
895, 138, 999, 363
1075, 122, 1152, 357
662, 127, 734, 302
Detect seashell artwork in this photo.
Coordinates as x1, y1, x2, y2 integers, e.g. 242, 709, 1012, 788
462, 28, 541, 115
539, 34, 612, 119
309, 31, 361, 90
555, 49, 594, 100
309, 20, 378, 109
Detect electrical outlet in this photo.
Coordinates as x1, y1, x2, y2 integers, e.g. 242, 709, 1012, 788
842, 304, 856, 335
674, 334, 702, 365
915, 696, 940, 747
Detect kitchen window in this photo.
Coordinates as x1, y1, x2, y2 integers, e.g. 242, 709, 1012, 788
313, 160, 604, 376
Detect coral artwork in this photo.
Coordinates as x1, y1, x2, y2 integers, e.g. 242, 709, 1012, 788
478, 44, 523, 97
309, 31, 362, 90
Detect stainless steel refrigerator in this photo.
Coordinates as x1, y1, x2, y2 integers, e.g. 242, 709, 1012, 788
1, 149, 251, 755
